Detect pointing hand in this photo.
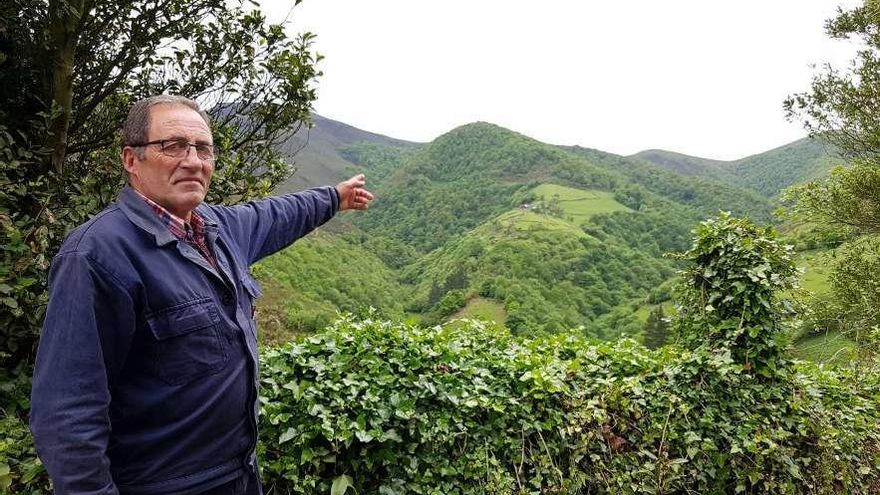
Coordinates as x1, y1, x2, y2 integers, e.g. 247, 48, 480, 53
336, 174, 375, 211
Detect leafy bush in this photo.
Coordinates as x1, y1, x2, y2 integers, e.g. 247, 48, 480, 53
258, 317, 880, 494
0, 367, 50, 494
672, 213, 799, 374
257, 214, 880, 493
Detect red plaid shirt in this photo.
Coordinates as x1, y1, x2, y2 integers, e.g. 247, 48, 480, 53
134, 190, 218, 271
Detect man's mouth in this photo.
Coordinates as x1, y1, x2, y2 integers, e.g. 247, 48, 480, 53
175, 178, 203, 186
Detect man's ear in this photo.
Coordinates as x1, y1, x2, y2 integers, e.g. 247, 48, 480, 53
122, 147, 139, 178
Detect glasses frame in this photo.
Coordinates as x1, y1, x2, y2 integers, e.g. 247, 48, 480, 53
128, 139, 217, 161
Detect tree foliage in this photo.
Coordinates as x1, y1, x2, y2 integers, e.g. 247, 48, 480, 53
0, 0, 321, 365
783, 0, 880, 235
784, 0, 880, 358
784, 1, 880, 162
783, 163, 880, 234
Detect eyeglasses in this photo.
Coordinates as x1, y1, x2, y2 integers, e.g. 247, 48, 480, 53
129, 139, 217, 161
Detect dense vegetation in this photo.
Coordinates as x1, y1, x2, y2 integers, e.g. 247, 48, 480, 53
255, 215, 880, 494
253, 231, 410, 341
634, 138, 840, 197
403, 209, 672, 335
353, 123, 775, 254
259, 320, 880, 494
4, 0, 880, 492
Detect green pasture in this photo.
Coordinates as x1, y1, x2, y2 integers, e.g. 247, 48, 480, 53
531, 183, 631, 224
491, 209, 587, 237
795, 249, 834, 295
791, 330, 858, 365
633, 302, 674, 323
449, 297, 508, 328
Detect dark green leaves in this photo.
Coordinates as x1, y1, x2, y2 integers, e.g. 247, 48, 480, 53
257, 316, 880, 494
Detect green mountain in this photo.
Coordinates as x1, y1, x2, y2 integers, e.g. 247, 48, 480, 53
257, 117, 835, 341
276, 114, 419, 192
352, 122, 775, 253
629, 149, 729, 178
727, 138, 841, 196
632, 137, 842, 197
402, 208, 673, 336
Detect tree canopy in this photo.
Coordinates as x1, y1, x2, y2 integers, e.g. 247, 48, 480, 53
784, 0, 880, 358
0, 0, 321, 366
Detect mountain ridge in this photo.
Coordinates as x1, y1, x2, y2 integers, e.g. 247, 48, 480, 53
281, 114, 839, 200
257, 115, 836, 340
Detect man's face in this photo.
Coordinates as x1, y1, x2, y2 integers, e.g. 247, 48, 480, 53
123, 104, 214, 220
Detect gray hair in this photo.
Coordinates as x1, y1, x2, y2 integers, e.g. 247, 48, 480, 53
122, 95, 211, 158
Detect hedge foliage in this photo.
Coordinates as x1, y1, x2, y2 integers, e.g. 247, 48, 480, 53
0, 367, 49, 494
258, 317, 880, 494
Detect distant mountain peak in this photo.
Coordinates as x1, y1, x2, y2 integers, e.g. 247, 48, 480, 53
308, 113, 420, 148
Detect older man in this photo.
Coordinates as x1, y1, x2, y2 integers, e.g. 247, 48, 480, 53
29, 95, 373, 494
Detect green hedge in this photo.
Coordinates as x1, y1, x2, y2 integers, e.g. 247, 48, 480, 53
5, 320, 880, 494
0, 368, 49, 494
258, 317, 880, 494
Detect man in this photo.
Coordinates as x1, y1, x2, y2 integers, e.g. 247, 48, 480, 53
29, 95, 374, 494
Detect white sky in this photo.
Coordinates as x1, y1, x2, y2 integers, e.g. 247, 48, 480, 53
263, 1, 862, 160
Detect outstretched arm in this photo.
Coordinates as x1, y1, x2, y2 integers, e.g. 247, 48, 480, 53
212, 174, 375, 264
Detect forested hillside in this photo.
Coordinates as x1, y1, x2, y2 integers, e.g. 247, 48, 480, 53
350, 122, 775, 251
249, 117, 821, 343
633, 137, 841, 197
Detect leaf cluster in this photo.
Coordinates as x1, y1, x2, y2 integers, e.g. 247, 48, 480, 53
257, 316, 880, 494
0, 366, 50, 494
672, 213, 799, 374
784, 1, 880, 162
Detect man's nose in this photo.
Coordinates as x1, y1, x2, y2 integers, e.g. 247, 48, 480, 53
179, 146, 204, 169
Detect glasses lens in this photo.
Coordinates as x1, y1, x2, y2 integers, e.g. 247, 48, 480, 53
161, 140, 190, 157
195, 144, 216, 161
158, 140, 215, 160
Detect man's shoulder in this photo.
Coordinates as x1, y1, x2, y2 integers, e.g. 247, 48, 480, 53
57, 202, 136, 257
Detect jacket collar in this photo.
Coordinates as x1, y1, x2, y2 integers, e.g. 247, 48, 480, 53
117, 187, 218, 246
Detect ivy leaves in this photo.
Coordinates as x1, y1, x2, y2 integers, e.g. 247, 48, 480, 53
672, 213, 799, 373
257, 315, 880, 494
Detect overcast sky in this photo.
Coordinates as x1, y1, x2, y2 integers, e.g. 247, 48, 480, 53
263, 1, 861, 160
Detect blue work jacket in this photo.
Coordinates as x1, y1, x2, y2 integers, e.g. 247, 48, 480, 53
30, 186, 339, 494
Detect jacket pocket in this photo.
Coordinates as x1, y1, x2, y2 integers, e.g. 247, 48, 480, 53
146, 298, 228, 385
240, 272, 262, 321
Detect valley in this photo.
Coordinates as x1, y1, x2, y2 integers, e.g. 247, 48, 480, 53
255, 114, 847, 356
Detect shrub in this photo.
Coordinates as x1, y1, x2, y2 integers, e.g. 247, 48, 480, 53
672, 213, 799, 375
0, 367, 50, 494
258, 317, 880, 494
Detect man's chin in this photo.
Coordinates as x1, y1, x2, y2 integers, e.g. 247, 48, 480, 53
175, 180, 206, 191
172, 191, 206, 212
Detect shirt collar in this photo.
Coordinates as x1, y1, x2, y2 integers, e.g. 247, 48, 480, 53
117, 187, 217, 246
134, 187, 184, 222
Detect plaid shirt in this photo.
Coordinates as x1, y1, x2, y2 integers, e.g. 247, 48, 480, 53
133, 190, 218, 271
